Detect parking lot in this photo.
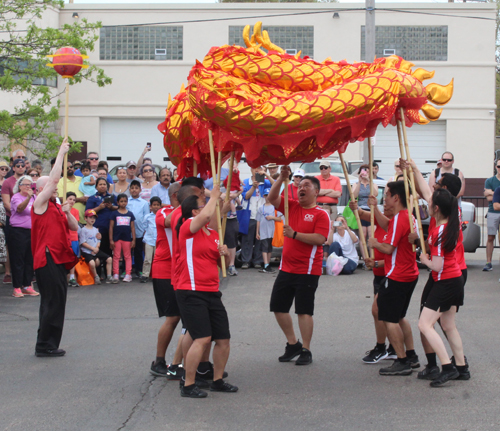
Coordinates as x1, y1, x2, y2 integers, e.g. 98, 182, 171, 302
1, 251, 500, 431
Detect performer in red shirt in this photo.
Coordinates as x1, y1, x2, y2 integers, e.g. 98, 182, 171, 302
175, 184, 238, 398
149, 182, 186, 380
32, 139, 79, 357
268, 166, 330, 366
418, 189, 467, 387
368, 180, 420, 376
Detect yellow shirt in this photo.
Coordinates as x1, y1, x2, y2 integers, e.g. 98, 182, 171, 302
57, 176, 85, 223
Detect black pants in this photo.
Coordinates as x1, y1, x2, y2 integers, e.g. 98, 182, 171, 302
8, 226, 33, 289
97, 227, 111, 277
35, 252, 68, 352
133, 237, 144, 275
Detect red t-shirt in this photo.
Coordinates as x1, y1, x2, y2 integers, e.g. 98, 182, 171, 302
382, 209, 419, 282
1, 175, 17, 217
277, 199, 330, 276
280, 183, 299, 201
176, 218, 220, 292
223, 171, 241, 192
429, 215, 466, 271
373, 218, 386, 277
152, 205, 174, 279
170, 207, 182, 288
428, 222, 462, 281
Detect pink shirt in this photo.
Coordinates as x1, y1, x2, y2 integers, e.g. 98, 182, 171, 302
10, 193, 35, 229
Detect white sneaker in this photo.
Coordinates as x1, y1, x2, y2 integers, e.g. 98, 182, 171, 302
123, 275, 132, 282
228, 265, 238, 276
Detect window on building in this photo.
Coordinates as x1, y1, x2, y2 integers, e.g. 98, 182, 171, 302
361, 26, 448, 61
0, 58, 57, 87
229, 26, 314, 58
99, 26, 183, 61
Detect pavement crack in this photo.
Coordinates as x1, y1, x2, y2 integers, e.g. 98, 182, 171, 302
0, 311, 30, 321
116, 376, 156, 431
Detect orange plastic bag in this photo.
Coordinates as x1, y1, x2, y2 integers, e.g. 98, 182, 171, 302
75, 257, 94, 286
272, 211, 284, 248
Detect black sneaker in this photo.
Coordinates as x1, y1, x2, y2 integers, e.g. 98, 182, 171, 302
210, 380, 239, 392
150, 360, 168, 377
35, 348, 66, 357
140, 276, 148, 283
417, 364, 440, 380
166, 364, 185, 380
455, 365, 471, 381
450, 355, 468, 366
407, 353, 420, 369
259, 266, 276, 273
430, 366, 459, 387
363, 345, 388, 364
181, 385, 208, 398
278, 340, 303, 362
179, 377, 210, 389
295, 348, 313, 365
379, 360, 412, 376
385, 345, 397, 360
196, 362, 228, 381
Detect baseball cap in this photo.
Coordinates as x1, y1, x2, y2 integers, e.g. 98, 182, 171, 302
263, 188, 271, 195
84, 209, 98, 218
267, 163, 278, 169
126, 160, 137, 168
13, 158, 25, 166
293, 169, 305, 177
319, 160, 331, 168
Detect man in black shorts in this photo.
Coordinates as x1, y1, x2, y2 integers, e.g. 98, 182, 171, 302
368, 181, 420, 376
79, 209, 113, 284
267, 167, 330, 366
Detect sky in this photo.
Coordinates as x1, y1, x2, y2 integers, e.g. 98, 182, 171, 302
65, 0, 455, 4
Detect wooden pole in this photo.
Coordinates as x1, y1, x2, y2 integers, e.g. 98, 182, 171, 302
368, 137, 375, 259
339, 152, 369, 258
193, 160, 197, 177
399, 107, 426, 255
284, 175, 289, 225
208, 130, 226, 278
62, 79, 69, 203
222, 151, 235, 238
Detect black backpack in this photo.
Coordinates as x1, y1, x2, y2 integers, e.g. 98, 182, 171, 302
435, 168, 459, 178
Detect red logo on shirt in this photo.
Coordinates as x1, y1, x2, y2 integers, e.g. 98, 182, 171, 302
304, 214, 314, 222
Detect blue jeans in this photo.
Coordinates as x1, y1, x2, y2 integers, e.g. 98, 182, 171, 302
328, 242, 357, 275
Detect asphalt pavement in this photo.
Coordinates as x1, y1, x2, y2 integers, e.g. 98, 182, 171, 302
1, 252, 500, 431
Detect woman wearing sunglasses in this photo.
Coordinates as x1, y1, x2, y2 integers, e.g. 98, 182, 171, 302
139, 164, 158, 202
428, 152, 465, 203
9, 175, 38, 298
0, 161, 9, 194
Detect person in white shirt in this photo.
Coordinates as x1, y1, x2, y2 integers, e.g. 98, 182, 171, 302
326, 215, 359, 274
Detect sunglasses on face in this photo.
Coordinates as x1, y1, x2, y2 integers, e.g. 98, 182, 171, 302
88, 157, 99, 161
442, 158, 453, 162
30, 173, 40, 177
143, 169, 153, 173
320, 166, 329, 170
395, 165, 401, 168
0, 167, 8, 171
496, 166, 500, 169
15, 165, 25, 168
15, 156, 27, 159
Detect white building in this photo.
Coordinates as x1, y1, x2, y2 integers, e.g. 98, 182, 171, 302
2, 2, 497, 191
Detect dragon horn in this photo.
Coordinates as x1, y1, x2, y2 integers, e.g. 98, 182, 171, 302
243, 25, 252, 48
253, 22, 264, 46
262, 30, 285, 53
425, 79, 454, 106
421, 104, 443, 121
417, 114, 430, 125
412, 68, 435, 82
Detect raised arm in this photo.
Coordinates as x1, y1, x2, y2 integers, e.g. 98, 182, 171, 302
268, 166, 289, 209
137, 145, 150, 170
34, 139, 70, 214
401, 158, 432, 203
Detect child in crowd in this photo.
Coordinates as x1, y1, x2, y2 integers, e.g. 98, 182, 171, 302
79, 209, 113, 285
141, 196, 162, 283
67, 192, 82, 287
109, 193, 136, 283
256, 188, 283, 274
79, 163, 96, 196
223, 163, 243, 217
126, 180, 149, 278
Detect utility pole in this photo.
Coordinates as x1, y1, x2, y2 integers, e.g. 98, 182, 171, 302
363, 0, 376, 164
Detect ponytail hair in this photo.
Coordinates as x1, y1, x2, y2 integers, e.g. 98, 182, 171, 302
431, 189, 459, 253
175, 195, 200, 238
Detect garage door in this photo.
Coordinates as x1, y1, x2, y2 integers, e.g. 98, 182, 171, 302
373, 120, 446, 179
101, 118, 171, 169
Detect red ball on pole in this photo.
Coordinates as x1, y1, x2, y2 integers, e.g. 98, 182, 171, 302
47, 46, 88, 79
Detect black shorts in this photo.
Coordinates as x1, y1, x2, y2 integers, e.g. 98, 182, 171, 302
377, 277, 418, 324
153, 278, 180, 318
175, 290, 230, 341
423, 275, 464, 313
461, 268, 467, 286
81, 250, 110, 263
269, 270, 320, 316
260, 237, 273, 253
373, 275, 385, 295
224, 217, 239, 249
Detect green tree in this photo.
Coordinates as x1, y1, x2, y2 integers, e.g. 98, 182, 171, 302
0, 0, 112, 160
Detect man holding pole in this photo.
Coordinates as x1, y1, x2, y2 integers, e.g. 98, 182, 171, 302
367, 181, 420, 375
32, 139, 79, 357
268, 166, 330, 366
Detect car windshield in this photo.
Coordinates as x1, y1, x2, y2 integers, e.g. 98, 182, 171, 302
301, 162, 343, 174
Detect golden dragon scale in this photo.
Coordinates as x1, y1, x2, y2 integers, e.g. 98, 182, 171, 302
158, 23, 453, 176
